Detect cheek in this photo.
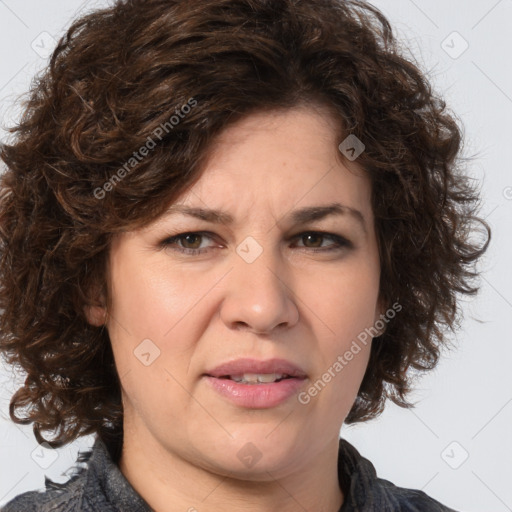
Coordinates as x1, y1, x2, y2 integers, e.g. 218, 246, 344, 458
300, 261, 380, 341
306, 330, 372, 423
106, 254, 218, 393
108, 253, 200, 341
297, 260, 378, 411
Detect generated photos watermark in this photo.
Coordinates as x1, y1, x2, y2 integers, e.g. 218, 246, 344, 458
297, 301, 402, 405
93, 97, 198, 200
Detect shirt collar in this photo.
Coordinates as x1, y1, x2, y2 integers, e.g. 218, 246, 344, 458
84, 436, 153, 511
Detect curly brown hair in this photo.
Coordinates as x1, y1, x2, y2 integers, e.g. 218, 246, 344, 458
0, 0, 490, 451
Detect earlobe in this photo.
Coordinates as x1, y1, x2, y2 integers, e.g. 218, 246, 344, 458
83, 281, 108, 327
84, 304, 107, 327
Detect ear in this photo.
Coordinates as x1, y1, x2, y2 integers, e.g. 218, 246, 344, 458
84, 303, 107, 326
83, 284, 108, 327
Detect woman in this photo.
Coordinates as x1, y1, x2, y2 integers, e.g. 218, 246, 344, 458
0, 0, 490, 510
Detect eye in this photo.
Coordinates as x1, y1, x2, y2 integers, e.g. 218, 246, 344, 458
160, 230, 352, 255
293, 231, 352, 252
160, 231, 218, 255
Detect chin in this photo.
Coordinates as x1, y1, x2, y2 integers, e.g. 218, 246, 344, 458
195, 432, 303, 479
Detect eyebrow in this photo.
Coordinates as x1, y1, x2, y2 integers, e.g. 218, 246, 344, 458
165, 202, 367, 234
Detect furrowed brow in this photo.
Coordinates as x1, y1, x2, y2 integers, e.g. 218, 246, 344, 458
165, 206, 234, 224
289, 203, 366, 234
165, 202, 367, 234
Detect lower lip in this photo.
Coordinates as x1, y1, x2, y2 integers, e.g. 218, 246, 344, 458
204, 376, 306, 408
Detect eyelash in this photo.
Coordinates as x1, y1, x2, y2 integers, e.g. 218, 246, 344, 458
160, 231, 352, 255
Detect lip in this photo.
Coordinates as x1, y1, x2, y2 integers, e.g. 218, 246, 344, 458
204, 358, 308, 379
203, 358, 308, 409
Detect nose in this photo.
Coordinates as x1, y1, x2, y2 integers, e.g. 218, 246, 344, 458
219, 243, 299, 334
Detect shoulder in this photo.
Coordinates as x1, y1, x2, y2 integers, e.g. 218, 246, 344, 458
1, 435, 144, 512
338, 437, 458, 512
371, 476, 458, 511
0, 475, 87, 512
0, 439, 112, 512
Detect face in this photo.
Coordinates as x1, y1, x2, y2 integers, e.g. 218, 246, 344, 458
89, 106, 382, 480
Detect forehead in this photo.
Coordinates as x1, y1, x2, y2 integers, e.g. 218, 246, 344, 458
143, 106, 374, 236
175, 108, 369, 209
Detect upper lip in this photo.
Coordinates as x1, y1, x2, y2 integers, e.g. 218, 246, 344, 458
204, 358, 308, 379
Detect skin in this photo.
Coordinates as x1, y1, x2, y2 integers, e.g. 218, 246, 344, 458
87, 105, 383, 512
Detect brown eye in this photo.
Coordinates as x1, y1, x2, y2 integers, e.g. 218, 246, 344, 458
160, 231, 217, 255
160, 230, 351, 256
294, 231, 352, 252
301, 233, 324, 248
178, 233, 203, 249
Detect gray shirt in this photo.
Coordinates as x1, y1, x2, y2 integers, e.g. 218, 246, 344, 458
1, 436, 457, 511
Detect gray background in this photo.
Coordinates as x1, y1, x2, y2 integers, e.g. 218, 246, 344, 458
0, 1, 511, 510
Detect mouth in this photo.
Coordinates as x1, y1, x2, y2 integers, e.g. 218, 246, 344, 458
204, 357, 308, 380
203, 358, 308, 408
210, 373, 299, 384
203, 374, 306, 408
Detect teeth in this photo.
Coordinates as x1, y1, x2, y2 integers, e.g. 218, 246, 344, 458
230, 373, 286, 384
